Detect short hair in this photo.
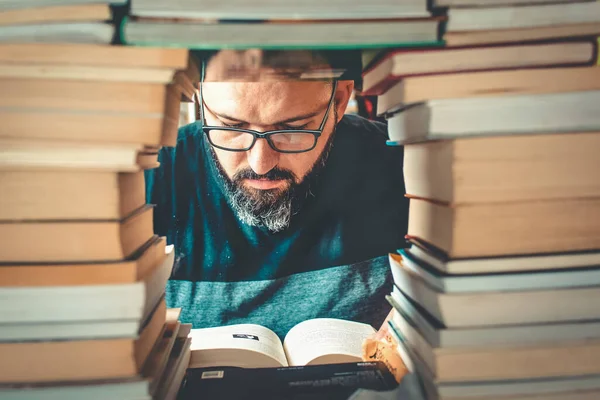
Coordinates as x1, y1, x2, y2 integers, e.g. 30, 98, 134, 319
193, 49, 362, 86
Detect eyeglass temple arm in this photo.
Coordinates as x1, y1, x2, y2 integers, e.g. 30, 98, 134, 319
319, 80, 338, 131
197, 61, 207, 125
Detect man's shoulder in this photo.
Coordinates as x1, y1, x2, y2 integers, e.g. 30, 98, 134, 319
338, 114, 388, 142
175, 121, 203, 147
327, 114, 404, 201
157, 122, 203, 160
335, 114, 400, 163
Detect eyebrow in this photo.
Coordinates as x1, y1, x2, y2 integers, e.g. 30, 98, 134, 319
204, 102, 322, 125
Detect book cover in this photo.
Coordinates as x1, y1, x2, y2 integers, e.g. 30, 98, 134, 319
181, 362, 398, 400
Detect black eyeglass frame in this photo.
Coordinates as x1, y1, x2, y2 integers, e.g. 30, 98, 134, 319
198, 62, 338, 154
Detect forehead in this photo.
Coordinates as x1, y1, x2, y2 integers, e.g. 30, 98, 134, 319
202, 81, 331, 123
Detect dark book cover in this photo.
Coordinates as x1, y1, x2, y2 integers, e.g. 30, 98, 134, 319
179, 362, 398, 400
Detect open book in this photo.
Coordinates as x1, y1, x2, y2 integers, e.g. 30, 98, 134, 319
188, 318, 375, 368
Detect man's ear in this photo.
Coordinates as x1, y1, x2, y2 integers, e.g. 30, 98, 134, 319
333, 80, 355, 123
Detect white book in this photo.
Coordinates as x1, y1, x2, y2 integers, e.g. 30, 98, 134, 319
407, 240, 600, 275
395, 335, 600, 400
0, 0, 126, 9
154, 336, 191, 400
387, 90, 600, 144
123, 19, 439, 49
189, 319, 375, 369
389, 253, 600, 327
143, 244, 175, 320
0, 22, 114, 44
396, 249, 600, 293
0, 64, 175, 83
447, 1, 600, 32
0, 379, 150, 400
0, 246, 173, 326
390, 307, 600, 383
0, 139, 144, 171
387, 291, 600, 349
435, 0, 577, 6
0, 320, 139, 342
131, 0, 429, 20
0, 283, 145, 323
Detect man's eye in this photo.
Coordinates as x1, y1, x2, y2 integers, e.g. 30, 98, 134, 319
282, 124, 309, 130
222, 122, 244, 128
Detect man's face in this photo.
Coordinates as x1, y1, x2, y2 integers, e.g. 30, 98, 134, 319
202, 80, 353, 231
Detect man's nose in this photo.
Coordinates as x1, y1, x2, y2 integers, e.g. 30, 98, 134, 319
247, 138, 280, 176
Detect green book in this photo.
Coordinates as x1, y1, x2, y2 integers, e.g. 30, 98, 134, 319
120, 17, 443, 50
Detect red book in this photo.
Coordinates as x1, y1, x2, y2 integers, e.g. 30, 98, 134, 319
361, 37, 599, 96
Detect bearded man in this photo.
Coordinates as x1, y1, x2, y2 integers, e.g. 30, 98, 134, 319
145, 52, 409, 337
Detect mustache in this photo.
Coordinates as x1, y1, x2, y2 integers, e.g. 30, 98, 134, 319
232, 167, 297, 183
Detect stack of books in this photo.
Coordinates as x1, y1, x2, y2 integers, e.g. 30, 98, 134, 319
0, 0, 125, 44
121, 0, 442, 49
362, 1, 600, 399
439, 0, 600, 47
0, 3, 198, 399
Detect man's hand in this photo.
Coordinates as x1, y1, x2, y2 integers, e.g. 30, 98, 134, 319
361, 307, 408, 383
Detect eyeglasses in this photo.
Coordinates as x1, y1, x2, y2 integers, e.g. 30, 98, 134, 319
198, 62, 338, 154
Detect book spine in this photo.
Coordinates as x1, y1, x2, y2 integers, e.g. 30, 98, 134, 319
362, 36, 599, 96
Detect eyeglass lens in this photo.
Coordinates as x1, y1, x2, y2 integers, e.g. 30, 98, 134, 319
207, 129, 317, 152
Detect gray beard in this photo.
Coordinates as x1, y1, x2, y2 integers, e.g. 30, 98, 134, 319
229, 182, 294, 233
207, 116, 337, 233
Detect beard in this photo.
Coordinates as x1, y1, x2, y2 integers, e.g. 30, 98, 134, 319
207, 110, 338, 233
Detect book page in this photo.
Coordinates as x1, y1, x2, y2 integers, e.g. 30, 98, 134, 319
189, 324, 288, 368
283, 318, 376, 366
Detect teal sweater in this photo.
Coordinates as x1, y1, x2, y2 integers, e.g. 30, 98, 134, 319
145, 115, 409, 337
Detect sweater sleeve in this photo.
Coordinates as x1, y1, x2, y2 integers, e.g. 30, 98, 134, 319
145, 145, 177, 243
145, 123, 201, 247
